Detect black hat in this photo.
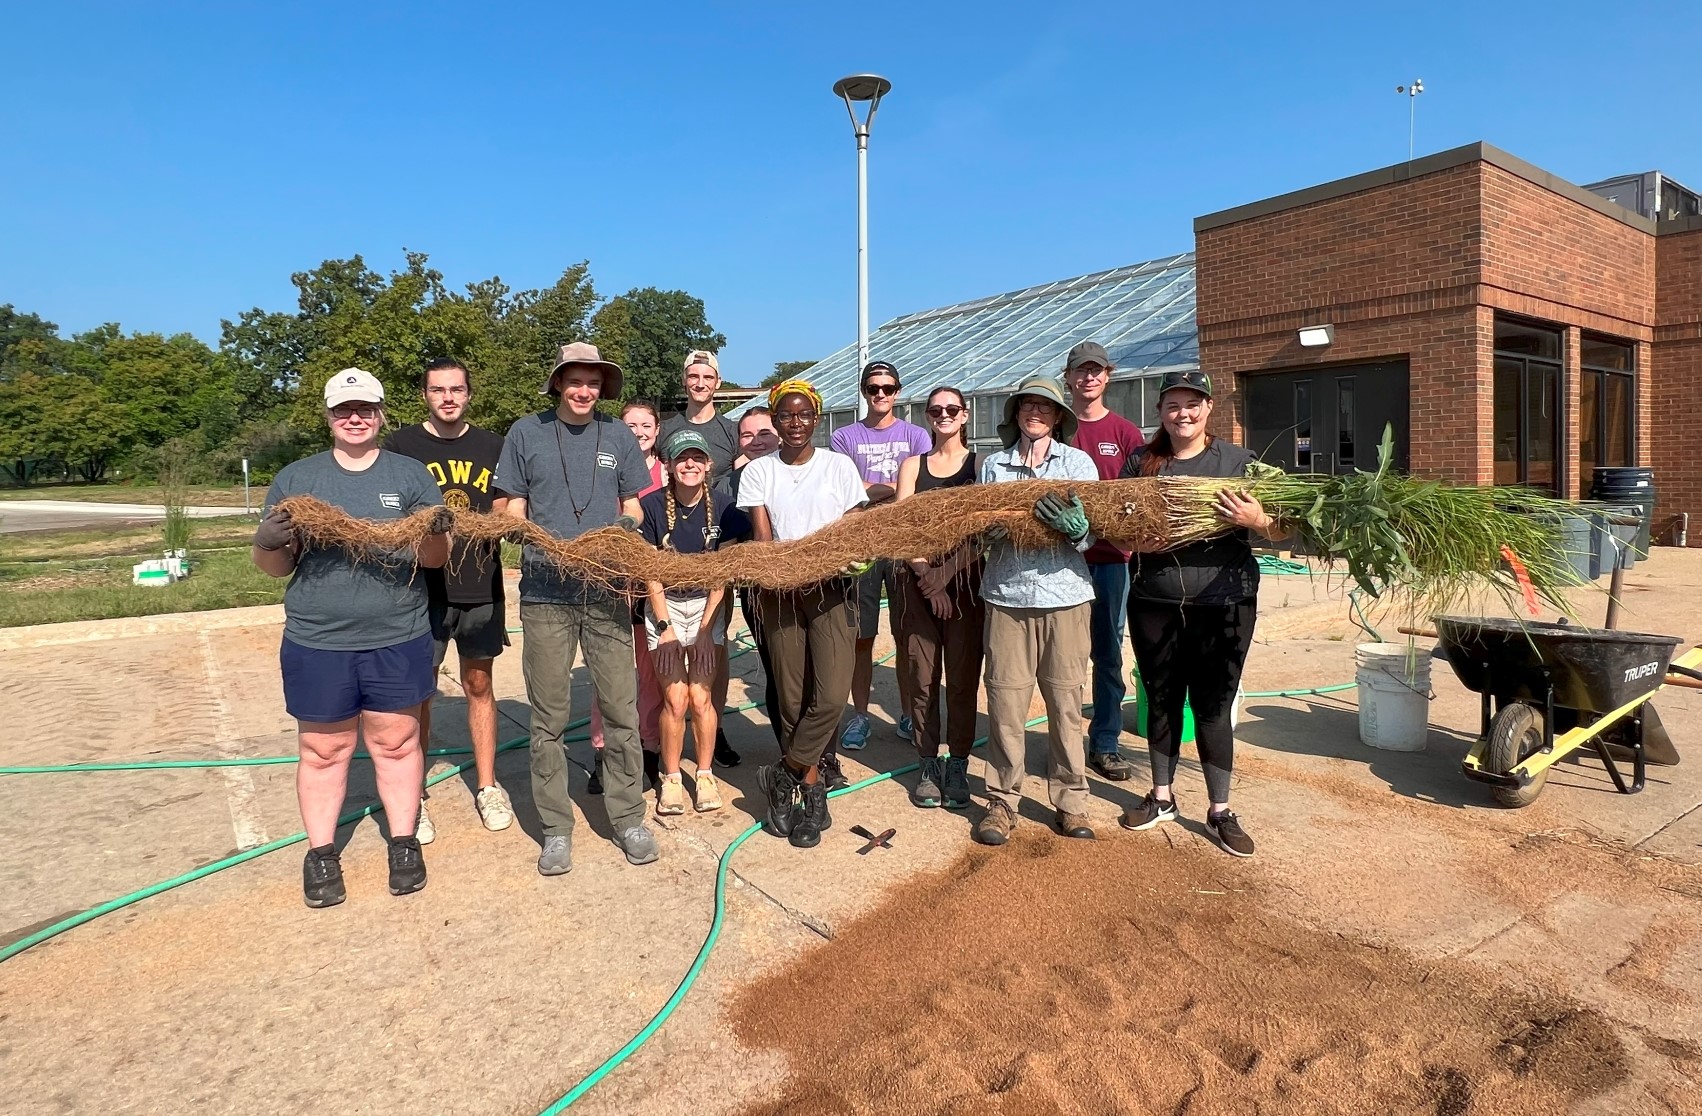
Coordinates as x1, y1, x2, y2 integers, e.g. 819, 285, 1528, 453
1157, 368, 1213, 400
860, 359, 900, 388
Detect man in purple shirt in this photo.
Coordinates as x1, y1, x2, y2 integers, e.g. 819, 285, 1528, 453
829, 360, 933, 766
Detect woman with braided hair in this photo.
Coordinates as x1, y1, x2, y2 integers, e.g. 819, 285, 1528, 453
638, 429, 750, 814
736, 379, 868, 849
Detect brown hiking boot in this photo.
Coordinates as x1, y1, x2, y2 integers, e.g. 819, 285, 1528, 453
975, 798, 1016, 846
1055, 810, 1095, 840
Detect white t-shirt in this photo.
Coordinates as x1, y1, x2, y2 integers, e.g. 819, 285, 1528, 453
736, 450, 867, 540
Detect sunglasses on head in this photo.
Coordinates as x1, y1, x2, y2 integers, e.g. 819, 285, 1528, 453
863, 382, 899, 397
925, 404, 965, 419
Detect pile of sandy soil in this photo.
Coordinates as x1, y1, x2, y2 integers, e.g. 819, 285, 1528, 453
733, 834, 1631, 1116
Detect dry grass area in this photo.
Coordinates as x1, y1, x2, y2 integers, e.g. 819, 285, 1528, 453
0, 482, 260, 506
732, 833, 1679, 1116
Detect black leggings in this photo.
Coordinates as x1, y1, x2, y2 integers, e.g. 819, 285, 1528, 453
1128, 600, 1256, 804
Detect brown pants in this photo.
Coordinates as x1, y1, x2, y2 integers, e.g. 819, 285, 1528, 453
896, 568, 985, 759
982, 601, 1092, 815
757, 584, 857, 769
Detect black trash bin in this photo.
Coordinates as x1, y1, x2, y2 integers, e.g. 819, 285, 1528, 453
1589, 467, 1656, 555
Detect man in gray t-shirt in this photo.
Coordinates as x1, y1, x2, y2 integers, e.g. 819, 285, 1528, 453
495, 341, 659, 873
263, 450, 444, 650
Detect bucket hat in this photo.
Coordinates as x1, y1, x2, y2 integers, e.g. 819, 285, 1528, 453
540, 342, 624, 400
998, 374, 1078, 448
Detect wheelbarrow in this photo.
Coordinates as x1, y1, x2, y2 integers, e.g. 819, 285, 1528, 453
1434, 615, 1702, 807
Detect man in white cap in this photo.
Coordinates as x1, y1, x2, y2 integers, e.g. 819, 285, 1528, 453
496, 342, 657, 874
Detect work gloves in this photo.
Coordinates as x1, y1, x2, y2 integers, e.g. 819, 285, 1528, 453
1032, 492, 1089, 544
427, 507, 456, 535
614, 515, 640, 533
253, 509, 297, 551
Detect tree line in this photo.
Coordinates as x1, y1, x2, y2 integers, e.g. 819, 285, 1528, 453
0, 251, 746, 486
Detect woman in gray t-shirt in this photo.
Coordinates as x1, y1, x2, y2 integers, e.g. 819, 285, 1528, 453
252, 369, 450, 909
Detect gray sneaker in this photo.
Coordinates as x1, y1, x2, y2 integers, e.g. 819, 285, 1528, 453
537, 834, 573, 876
941, 756, 971, 809
618, 824, 659, 866
911, 756, 944, 808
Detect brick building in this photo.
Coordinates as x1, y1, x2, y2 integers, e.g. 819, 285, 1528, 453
1194, 142, 1701, 544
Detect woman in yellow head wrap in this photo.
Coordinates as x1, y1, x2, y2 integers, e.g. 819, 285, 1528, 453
735, 379, 868, 849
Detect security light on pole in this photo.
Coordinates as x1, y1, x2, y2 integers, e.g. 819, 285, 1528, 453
1396, 79, 1424, 162
833, 72, 892, 419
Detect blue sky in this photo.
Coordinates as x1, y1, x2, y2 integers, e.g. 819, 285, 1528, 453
6, 1, 1699, 385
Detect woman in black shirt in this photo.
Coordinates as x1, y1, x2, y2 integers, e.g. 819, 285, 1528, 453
1117, 369, 1283, 857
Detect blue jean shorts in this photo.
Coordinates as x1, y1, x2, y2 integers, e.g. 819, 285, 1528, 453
280, 631, 437, 724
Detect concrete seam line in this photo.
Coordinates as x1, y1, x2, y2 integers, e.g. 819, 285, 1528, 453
197, 629, 270, 850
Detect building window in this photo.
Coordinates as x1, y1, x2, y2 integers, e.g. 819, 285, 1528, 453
1578, 335, 1635, 497
1294, 380, 1312, 470
1337, 378, 1356, 466
1492, 317, 1562, 492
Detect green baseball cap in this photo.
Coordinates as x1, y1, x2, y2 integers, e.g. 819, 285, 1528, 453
662, 427, 713, 462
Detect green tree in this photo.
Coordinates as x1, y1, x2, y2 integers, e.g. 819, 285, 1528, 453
591, 287, 726, 402
763, 360, 817, 389
0, 305, 62, 381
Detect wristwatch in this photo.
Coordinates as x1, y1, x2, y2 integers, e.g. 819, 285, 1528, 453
655, 619, 671, 635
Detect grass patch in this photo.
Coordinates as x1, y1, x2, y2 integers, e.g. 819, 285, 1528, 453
1, 516, 257, 562
0, 548, 284, 627
0, 483, 263, 507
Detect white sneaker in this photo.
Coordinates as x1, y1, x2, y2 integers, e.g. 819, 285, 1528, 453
476, 785, 515, 832
415, 797, 436, 845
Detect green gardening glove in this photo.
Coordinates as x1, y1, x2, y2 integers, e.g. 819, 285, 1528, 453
1032, 492, 1089, 543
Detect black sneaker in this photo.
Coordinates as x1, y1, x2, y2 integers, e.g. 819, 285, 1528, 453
757, 762, 801, 838
1119, 792, 1178, 832
387, 836, 427, 895
1207, 811, 1256, 858
941, 755, 971, 810
643, 749, 661, 790
302, 844, 346, 909
911, 756, 944, 808
817, 751, 850, 792
791, 780, 830, 848
1089, 750, 1135, 781
587, 754, 604, 796
714, 729, 741, 768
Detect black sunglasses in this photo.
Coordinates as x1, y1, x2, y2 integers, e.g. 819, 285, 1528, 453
925, 404, 965, 419
863, 383, 899, 397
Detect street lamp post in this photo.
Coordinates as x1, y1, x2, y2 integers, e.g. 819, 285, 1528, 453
833, 73, 891, 419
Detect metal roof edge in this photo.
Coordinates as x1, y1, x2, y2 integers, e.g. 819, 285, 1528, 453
1193, 141, 1658, 235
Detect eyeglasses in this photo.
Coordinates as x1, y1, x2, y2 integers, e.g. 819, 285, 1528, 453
425, 385, 468, 397
926, 404, 965, 419
330, 404, 381, 420
1017, 399, 1057, 414
863, 383, 899, 397
1071, 364, 1109, 379
775, 411, 817, 424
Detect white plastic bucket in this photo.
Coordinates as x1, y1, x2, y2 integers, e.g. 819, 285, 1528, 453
1356, 642, 1431, 752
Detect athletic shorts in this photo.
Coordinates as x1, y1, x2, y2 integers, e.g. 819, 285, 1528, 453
281, 631, 437, 724
854, 561, 899, 641
430, 599, 510, 668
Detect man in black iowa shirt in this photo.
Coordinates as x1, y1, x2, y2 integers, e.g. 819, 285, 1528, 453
384, 357, 513, 841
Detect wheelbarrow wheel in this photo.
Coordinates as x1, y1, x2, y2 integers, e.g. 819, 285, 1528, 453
1487, 702, 1548, 807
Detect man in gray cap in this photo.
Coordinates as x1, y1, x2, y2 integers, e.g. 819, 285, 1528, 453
974, 373, 1101, 847
495, 342, 657, 873
1063, 340, 1145, 781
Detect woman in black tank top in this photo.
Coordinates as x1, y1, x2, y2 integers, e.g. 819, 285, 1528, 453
893, 387, 986, 810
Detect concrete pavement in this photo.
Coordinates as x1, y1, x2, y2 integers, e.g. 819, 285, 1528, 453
0, 500, 251, 534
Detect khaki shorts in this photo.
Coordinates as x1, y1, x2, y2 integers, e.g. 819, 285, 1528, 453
643, 593, 726, 651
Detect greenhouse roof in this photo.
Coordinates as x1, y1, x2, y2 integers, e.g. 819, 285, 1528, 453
735, 251, 1198, 417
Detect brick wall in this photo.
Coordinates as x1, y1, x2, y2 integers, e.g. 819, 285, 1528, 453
1653, 224, 1702, 543
1197, 155, 1658, 495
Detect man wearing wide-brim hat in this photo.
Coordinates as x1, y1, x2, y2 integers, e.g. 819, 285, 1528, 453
974, 372, 1103, 847
496, 341, 659, 874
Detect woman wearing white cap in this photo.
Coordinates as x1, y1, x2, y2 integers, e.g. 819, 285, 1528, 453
252, 368, 452, 908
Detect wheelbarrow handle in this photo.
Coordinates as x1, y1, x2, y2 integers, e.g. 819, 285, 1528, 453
1398, 626, 1439, 639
